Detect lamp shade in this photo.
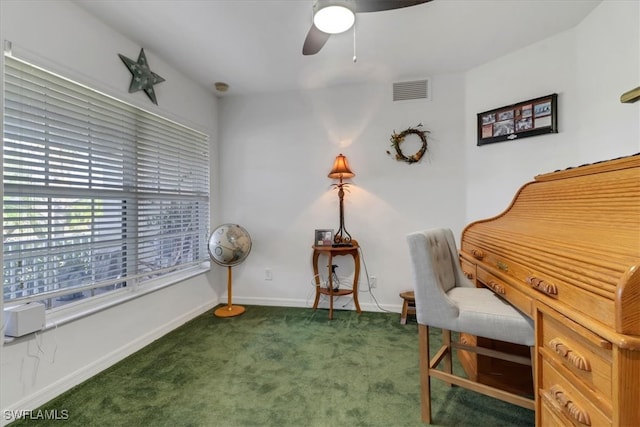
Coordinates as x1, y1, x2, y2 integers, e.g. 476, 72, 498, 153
313, 5, 355, 34
328, 153, 355, 179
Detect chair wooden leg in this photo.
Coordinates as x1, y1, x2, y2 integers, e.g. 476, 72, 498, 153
418, 324, 432, 424
443, 329, 452, 379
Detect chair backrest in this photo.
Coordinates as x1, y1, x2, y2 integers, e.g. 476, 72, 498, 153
406, 228, 474, 326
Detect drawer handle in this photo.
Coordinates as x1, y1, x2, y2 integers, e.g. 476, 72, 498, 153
549, 338, 591, 372
497, 261, 509, 272
527, 276, 558, 297
463, 271, 474, 280
487, 280, 505, 295
471, 249, 484, 260
549, 385, 591, 426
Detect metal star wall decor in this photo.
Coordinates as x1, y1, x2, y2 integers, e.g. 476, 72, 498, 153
118, 48, 165, 105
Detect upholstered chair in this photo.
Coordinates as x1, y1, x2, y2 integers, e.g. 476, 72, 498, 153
406, 228, 535, 424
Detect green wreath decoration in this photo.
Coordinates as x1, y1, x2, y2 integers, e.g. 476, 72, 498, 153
387, 123, 429, 164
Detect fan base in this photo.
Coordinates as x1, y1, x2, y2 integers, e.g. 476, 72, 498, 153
214, 304, 245, 318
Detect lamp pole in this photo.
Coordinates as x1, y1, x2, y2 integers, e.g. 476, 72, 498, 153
334, 178, 352, 245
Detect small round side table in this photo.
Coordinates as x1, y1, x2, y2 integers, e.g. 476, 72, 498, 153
311, 242, 362, 320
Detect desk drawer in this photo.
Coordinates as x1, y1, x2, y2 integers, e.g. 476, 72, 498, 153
540, 397, 572, 427
460, 258, 476, 284
540, 359, 611, 427
477, 267, 532, 317
462, 244, 616, 329
538, 304, 612, 413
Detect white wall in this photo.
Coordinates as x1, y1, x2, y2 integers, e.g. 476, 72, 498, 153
219, 73, 467, 312
0, 0, 221, 420
220, 0, 639, 312
465, 0, 640, 222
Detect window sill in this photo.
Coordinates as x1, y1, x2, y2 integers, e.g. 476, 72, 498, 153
4, 262, 210, 344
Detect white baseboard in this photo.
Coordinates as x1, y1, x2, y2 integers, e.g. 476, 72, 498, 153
230, 295, 402, 314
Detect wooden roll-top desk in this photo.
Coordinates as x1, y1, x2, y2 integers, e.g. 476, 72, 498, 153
459, 154, 640, 426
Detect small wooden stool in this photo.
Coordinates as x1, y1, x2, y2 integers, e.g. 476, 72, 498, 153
399, 290, 416, 324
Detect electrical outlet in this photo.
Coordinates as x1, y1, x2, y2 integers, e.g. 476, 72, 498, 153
265, 268, 273, 281
369, 276, 377, 288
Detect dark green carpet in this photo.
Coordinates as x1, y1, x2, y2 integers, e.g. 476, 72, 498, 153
9, 305, 534, 426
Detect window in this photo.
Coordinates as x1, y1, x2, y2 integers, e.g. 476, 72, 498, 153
3, 55, 210, 309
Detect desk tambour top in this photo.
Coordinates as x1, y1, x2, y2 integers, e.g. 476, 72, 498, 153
460, 154, 640, 347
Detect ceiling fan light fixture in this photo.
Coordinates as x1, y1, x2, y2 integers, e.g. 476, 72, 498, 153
313, 5, 355, 34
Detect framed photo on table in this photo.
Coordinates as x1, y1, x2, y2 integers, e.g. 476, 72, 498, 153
314, 229, 334, 246
477, 93, 557, 146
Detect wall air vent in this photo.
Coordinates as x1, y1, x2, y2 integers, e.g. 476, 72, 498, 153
393, 79, 430, 102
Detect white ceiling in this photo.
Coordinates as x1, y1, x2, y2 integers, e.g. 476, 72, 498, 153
74, 0, 601, 97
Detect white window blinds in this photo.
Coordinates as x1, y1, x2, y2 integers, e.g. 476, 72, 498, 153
3, 55, 210, 305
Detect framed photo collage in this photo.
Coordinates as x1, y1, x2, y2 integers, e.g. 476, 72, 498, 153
477, 93, 558, 146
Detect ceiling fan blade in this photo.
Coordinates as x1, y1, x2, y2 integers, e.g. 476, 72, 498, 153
302, 0, 431, 55
302, 24, 331, 55
354, 0, 431, 13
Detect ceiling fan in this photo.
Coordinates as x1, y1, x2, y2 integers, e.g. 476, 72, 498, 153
302, 0, 432, 56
